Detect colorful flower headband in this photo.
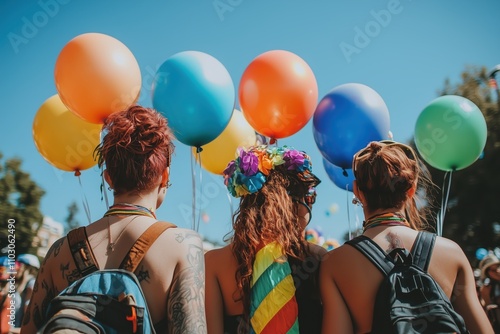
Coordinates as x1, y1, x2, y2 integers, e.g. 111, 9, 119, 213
223, 145, 319, 198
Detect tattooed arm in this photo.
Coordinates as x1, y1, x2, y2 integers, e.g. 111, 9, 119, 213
168, 229, 207, 334
20, 237, 64, 334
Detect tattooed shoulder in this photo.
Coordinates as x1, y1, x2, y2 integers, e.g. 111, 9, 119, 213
167, 231, 206, 333
44, 237, 65, 262
385, 232, 404, 253
136, 264, 151, 283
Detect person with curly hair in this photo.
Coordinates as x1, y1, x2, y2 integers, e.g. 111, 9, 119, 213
205, 145, 325, 334
21, 106, 207, 333
320, 141, 492, 333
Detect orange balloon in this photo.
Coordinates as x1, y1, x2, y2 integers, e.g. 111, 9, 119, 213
239, 50, 318, 139
55, 33, 141, 124
33, 95, 102, 172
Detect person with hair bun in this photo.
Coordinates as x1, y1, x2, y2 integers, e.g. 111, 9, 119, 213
205, 145, 326, 334
22, 106, 207, 334
320, 141, 492, 334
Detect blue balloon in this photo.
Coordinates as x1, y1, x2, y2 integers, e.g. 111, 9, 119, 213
476, 247, 488, 260
152, 51, 235, 147
323, 158, 354, 192
313, 83, 390, 168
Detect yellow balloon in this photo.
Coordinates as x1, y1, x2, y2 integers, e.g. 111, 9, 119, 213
194, 110, 257, 174
33, 95, 102, 173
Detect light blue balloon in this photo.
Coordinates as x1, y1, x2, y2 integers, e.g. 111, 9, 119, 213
152, 51, 235, 148
323, 158, 354, 192
313, 83, 390, 169
476, 247, 488, 260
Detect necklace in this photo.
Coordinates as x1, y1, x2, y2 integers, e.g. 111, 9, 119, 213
362, 212, 409, 232
103, 203, 156, 253
104, 203, 157, 219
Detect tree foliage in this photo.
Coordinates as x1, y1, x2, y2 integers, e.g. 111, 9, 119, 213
0, 153, 45, 254
425, 66, 500, 261
64, 201, 81, 234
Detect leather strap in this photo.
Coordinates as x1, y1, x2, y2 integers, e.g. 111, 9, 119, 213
68, 227, 99, 277
120, 221, 176, 272
67, 221, 176, 277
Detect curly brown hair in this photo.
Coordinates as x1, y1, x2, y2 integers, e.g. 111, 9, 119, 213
94, 105, 175, 195
229, 168, 311, 323
354, 141, 436, 230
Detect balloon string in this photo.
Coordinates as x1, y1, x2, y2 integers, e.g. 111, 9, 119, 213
101, 165, 110, 209
190, 152, 197, 231
226, 190, 234, 228
195, 151, 203, 232
439, 171, 453, 236
346, 184, 352, 240
76, 173, 92, 225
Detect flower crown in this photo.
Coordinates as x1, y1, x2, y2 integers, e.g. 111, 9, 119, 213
223, 145, 318, 198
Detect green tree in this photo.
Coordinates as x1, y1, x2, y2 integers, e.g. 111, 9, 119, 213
424, 66, 500, 261
0, 153, 45, 254
64, 201, 81, 234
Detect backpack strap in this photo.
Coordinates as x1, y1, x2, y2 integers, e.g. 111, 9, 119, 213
410, 231, 436, 272
119, 221, 176, 273
67, 227, 99, 277
346, 235, 394, 277
68, 222, 176, 277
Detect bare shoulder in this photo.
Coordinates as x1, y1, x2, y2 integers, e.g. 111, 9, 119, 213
433, 235, 469, 267
320, 244, 346, 275
205, 244, 232, 266
161, 226, 203, 246
434, 235, 466, 258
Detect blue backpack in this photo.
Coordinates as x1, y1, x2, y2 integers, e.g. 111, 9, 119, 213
346, 231, 469, 334
39, 221, 175, 334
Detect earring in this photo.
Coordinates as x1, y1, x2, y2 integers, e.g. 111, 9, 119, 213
108, 186, 112, 191
352, 196, 363, 207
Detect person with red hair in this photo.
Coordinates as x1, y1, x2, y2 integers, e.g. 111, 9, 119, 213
22, 106, 207, 333
205, 145, 325, 334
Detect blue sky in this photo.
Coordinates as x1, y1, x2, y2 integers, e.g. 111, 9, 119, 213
1, 0, 499, 245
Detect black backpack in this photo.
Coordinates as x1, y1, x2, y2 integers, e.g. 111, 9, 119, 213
346, 231, 469, 334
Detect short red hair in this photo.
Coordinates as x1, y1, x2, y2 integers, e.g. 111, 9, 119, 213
95, 105, 175, 194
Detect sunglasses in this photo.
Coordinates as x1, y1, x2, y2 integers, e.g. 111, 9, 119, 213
304, 187, 317, 207
353, 140, 417, 177
292, 187, 316, 208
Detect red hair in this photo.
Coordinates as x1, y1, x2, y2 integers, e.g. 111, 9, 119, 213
95, 105, 175, 194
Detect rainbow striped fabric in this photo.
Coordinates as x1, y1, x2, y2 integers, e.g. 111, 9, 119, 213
250, 242, 299, 334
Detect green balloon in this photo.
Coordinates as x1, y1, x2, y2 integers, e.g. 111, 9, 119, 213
414, 95, 487, 171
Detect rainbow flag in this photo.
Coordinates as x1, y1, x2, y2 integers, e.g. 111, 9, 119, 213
250, 242, 299, 334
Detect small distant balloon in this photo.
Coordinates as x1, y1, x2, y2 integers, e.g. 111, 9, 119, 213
476, 247, 488, 260
325, 203, 339, 217
323, 239, 340, 251
202, 211, 210, 223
